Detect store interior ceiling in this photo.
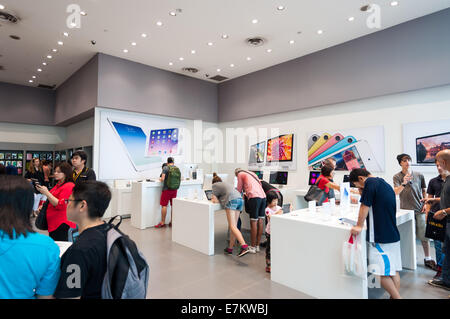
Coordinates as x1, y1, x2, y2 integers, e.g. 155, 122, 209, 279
0, 0, 449, 88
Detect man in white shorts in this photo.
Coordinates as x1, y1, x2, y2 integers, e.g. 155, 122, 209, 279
349, 168, 402, 299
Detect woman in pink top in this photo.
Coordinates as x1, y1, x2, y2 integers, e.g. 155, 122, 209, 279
235, 168, 266, 254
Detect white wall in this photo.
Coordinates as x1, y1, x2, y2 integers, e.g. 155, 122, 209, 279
216, 84, 450, 189
0, 122, 65, 145
55, 117, 94, 150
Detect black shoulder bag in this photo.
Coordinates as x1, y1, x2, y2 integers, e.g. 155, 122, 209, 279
35, 200, 49, 231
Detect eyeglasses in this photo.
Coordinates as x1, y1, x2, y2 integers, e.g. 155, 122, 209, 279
64, 199, 83, 204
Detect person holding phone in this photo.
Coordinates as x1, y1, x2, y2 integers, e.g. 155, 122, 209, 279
36, 162, 77, 241
393, 154, 434, 270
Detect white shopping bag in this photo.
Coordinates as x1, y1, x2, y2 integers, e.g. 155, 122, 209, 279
342, 234, 365, 278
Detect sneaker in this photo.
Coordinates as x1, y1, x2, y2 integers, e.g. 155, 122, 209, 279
248, 246, 257, 254
154, 223, 166, 228
256, 246, 260, 253
428, 279, 450, 291
433, 266, 442, 280
424, 259, 437, 270
238, 246, 249, 257
224, 247, 233, 255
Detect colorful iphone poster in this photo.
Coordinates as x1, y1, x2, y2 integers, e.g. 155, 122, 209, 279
307, 126, 385, 172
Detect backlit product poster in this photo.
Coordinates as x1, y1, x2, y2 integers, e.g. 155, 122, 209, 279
307, 126, 385, 172
403, 119, 450, 171
267, 134, 293, 162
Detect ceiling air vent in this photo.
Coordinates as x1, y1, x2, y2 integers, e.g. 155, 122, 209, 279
0, 11, 19, 24
38, 84, 56, 90
246, 37, 266, 47
209, 75, 228, 82
182, 67, 199, 74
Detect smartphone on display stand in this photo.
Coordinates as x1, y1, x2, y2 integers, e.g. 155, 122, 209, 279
308, 136, 357, 165
108, 118, 162, 172
309, 140, 381, 172
308, 133, 344, 162
307, 133, 331, 157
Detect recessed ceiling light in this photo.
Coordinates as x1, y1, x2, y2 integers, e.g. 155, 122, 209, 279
57, 41, 64, 45
37, 68, 42, 72
179, 57, 184, 61
230, 64, 235, 67
156, 21, 163, 26
191, 50, 196, 54
63, 32, 69, 37
42, 62, 47, 66
0, 4, 5, 10
169, 62, 173, 66
391, 1, 399, 6
207, 42, 213, 46
131, 42, 137, 46
29, 80, 34, 83
141, 33, 147, 38
277, 5, 285, 11
46, 55, 52, 59
52, 49, 58, 52
217, 68, 221, 72
169, 11, 176, 16
348, 17, 355, 22
252, 19, 258, 24
80, 11, 87, 16
266, 49, 272, 53
221, 34, 229, 39
317, 30, 323, 35
289, 40, 295, 44
123, 49, 128, 53
32, 76, 36, 79
246, 57, 252, 61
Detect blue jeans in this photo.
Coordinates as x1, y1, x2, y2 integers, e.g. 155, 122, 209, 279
435, 240, 445, 267
443, 225, 450, 285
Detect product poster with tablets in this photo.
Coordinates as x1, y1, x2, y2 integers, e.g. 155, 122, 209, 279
402, 119, 450, 173
97, 109, 187, 180
248, 133, 295, 170
306, 126, 385, 172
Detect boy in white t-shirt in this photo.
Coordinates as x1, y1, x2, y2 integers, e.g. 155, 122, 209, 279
265, 192, 284, 273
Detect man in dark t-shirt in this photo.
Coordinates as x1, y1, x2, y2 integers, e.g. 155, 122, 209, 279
54, 181, 111, 299
71, 150, 96, 186
349, 168, 402, 299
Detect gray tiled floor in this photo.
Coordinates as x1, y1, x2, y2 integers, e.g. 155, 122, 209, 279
115, 218, 449, 299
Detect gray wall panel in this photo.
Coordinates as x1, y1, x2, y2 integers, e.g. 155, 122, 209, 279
218, 8, 450, 122
0, 82, 55, 125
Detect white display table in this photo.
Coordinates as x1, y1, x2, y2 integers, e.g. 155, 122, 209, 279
131, 180, 203, 229
271, 206, 416, 299
172, 198, 227, 256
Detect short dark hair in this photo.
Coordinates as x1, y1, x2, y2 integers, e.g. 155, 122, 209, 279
349, 168, 371, 183
320, 164, 334, 177
72, 150, 87, 164
266, 191, 279, 204
0, 175, 35, 239
167, 157, 174, 164
55, 162, 74, 183
396, 153, 411, 165
72, 181, 112, 219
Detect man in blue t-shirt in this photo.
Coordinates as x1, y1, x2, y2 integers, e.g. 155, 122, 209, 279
349, 168, 402, 299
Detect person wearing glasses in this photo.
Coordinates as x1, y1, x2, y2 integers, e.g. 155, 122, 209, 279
36, 162, 76, 241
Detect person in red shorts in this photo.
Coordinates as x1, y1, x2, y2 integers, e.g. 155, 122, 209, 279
155, 157, 179, 228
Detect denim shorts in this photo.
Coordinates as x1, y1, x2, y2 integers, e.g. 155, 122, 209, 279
225, 198, 243, 211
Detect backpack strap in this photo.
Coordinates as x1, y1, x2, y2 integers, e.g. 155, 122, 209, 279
108, 215, 123, 228
237, 170, 262, 186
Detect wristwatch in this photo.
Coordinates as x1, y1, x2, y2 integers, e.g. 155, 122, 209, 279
441, 210, 448, 217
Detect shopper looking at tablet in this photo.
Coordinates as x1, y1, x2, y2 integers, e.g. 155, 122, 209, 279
211, 173, 249, 257
316, 164, 340, 204
349, 168, 402, 299
71, 150, 96, 185
393, 153, 434, 270
235, 169, 266, 254
0, 175, 60, 299
155, 157, 180, 228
